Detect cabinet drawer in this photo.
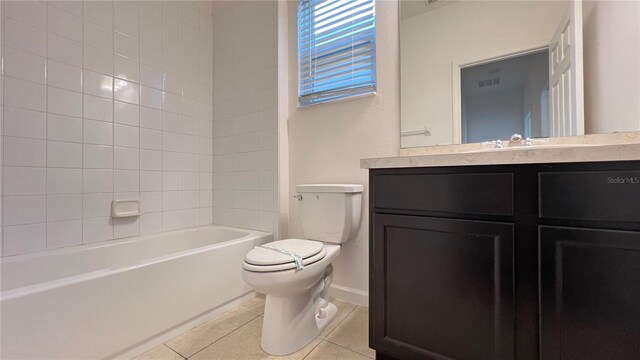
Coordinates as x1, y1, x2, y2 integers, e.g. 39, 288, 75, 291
539, 171, 640, 222
373, 173, 513, 216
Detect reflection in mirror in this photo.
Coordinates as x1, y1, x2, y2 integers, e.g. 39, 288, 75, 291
400, 0, 640, 148
461, 50, 550, 143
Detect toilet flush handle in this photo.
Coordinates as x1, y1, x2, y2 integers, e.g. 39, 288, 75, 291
293, 195, 303, 201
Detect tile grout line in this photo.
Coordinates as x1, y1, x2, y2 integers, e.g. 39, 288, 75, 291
320, 303, 358, 340
300, 339, 324, 360
303, 304, 363, 359
161, 344, 186, 360
166, 310, 260, 359
323, 338, 375, 359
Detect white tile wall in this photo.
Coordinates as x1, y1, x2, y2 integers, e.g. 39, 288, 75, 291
211, 1, 279, 237
1, 1, 216, 256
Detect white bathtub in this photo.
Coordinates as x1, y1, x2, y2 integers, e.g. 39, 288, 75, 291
0, 225, 271, 359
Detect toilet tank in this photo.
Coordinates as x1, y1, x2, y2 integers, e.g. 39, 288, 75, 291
295, 184, 363, 244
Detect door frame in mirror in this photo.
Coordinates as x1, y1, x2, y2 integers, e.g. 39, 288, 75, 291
451, 46, 550, 144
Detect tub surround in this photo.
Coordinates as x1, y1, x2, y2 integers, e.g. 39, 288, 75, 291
0, 225, 271, 360
361, 131, 640, 169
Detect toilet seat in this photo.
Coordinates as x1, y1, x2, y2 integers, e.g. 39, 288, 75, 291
243, 239, 327, 272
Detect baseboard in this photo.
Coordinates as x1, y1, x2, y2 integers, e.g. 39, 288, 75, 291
329, 284, 368, 307
112, 291, 257, 360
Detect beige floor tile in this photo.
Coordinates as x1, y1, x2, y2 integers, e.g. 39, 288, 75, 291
238, 294, 266, 315
247, 315, 264, 329
325, 307, 375, 358
133, 344, 184, 360
164, 308, 258, 358
304, 341, 372, 360
246, 298, 356, 338
319, 299, 358, 338
190, 320, 322, 360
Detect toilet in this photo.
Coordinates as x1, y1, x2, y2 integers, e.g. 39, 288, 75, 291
241, 184, 363, 355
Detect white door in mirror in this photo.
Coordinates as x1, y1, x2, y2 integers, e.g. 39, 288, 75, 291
549, 0, 584, 137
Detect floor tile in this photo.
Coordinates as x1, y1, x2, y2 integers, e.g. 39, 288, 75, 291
319, 299, 358, 338
247, 315, 264, 329
238, 294, 266, 315
304, 341, 371, 360
164, 307, 258, 358
133, 344, 183, 360
246, 298, 356, 338
325, 307, 375, 358
190, 319, 321, 360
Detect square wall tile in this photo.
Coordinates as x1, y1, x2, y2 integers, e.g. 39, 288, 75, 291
84, 45, 114, 75
3, 196, 46, 226
83, 144, 114, 169
114, 147, 140, 170
4, 167, 46, 195
3, 47, 46, 84
3, 224, 46, 256
4, 77, 46, 112
141, 212, 163, 235
48, 114, 83, 143
84, 70, 114, 99
48, 60, 82, 92
84, 1, 114, 29
4, 108, 47, 139
47, 194, 83, 221
83, 95, 113, 122
48, 4, 83, 42
4, 137, 46, 167
83, 217, 113, 244
47, 168, 83, 195
47, 220, 83, 249
4, 1, 47, 29
114, 79, 140, 104
48, 87, 82, 117
48, 33, 83, 67
114, 124, 140, 148
114, 101, 140, 126
84, 20, 113, 51
83, 193, 114, 218
4, 17, 47, 56
47, 141, 82, 168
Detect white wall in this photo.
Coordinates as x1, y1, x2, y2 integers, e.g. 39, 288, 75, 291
0, 1, 215, 256
583, 0, 640, 134
210, 1, 279, 238
285, 0, 400, 302
400, 1, 566, 147
464, 88, 524, 143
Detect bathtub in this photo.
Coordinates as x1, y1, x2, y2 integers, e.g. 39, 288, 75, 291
0, 225, 271, 359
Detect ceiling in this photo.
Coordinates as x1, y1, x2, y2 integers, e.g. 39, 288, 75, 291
400, 0, 458, 20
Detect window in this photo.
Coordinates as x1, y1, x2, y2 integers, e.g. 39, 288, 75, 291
298, 0, 376, 107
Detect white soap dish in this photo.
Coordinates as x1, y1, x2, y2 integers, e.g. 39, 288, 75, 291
111, 200, 142, 218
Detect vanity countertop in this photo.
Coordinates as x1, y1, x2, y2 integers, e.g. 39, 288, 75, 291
361, 132, 640, 169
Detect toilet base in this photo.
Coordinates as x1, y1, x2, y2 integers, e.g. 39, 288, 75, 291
260, 295, 337, 355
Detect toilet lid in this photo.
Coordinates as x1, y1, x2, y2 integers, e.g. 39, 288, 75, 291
244, 239, 325, 266
242, 247, 327, 272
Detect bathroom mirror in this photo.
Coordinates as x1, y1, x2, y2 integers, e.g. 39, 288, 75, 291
400, 0, 640, 148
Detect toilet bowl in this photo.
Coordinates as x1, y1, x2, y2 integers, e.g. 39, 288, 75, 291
241, 184, 363, 355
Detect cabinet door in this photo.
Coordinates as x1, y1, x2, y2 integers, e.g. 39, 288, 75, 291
540, 226, 640, 359
371, 214, 514, 360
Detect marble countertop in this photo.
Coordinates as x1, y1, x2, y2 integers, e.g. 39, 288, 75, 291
361, 132, 640, 169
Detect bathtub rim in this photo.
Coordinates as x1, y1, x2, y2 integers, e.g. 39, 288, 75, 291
1, 225, 272, 299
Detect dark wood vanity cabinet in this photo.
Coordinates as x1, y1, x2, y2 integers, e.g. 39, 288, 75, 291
369, 161, 640, 360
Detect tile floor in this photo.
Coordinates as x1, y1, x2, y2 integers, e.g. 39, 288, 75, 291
133, 296, 374, 360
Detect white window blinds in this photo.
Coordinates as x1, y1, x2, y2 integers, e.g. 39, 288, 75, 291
298, 0, 376, 107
